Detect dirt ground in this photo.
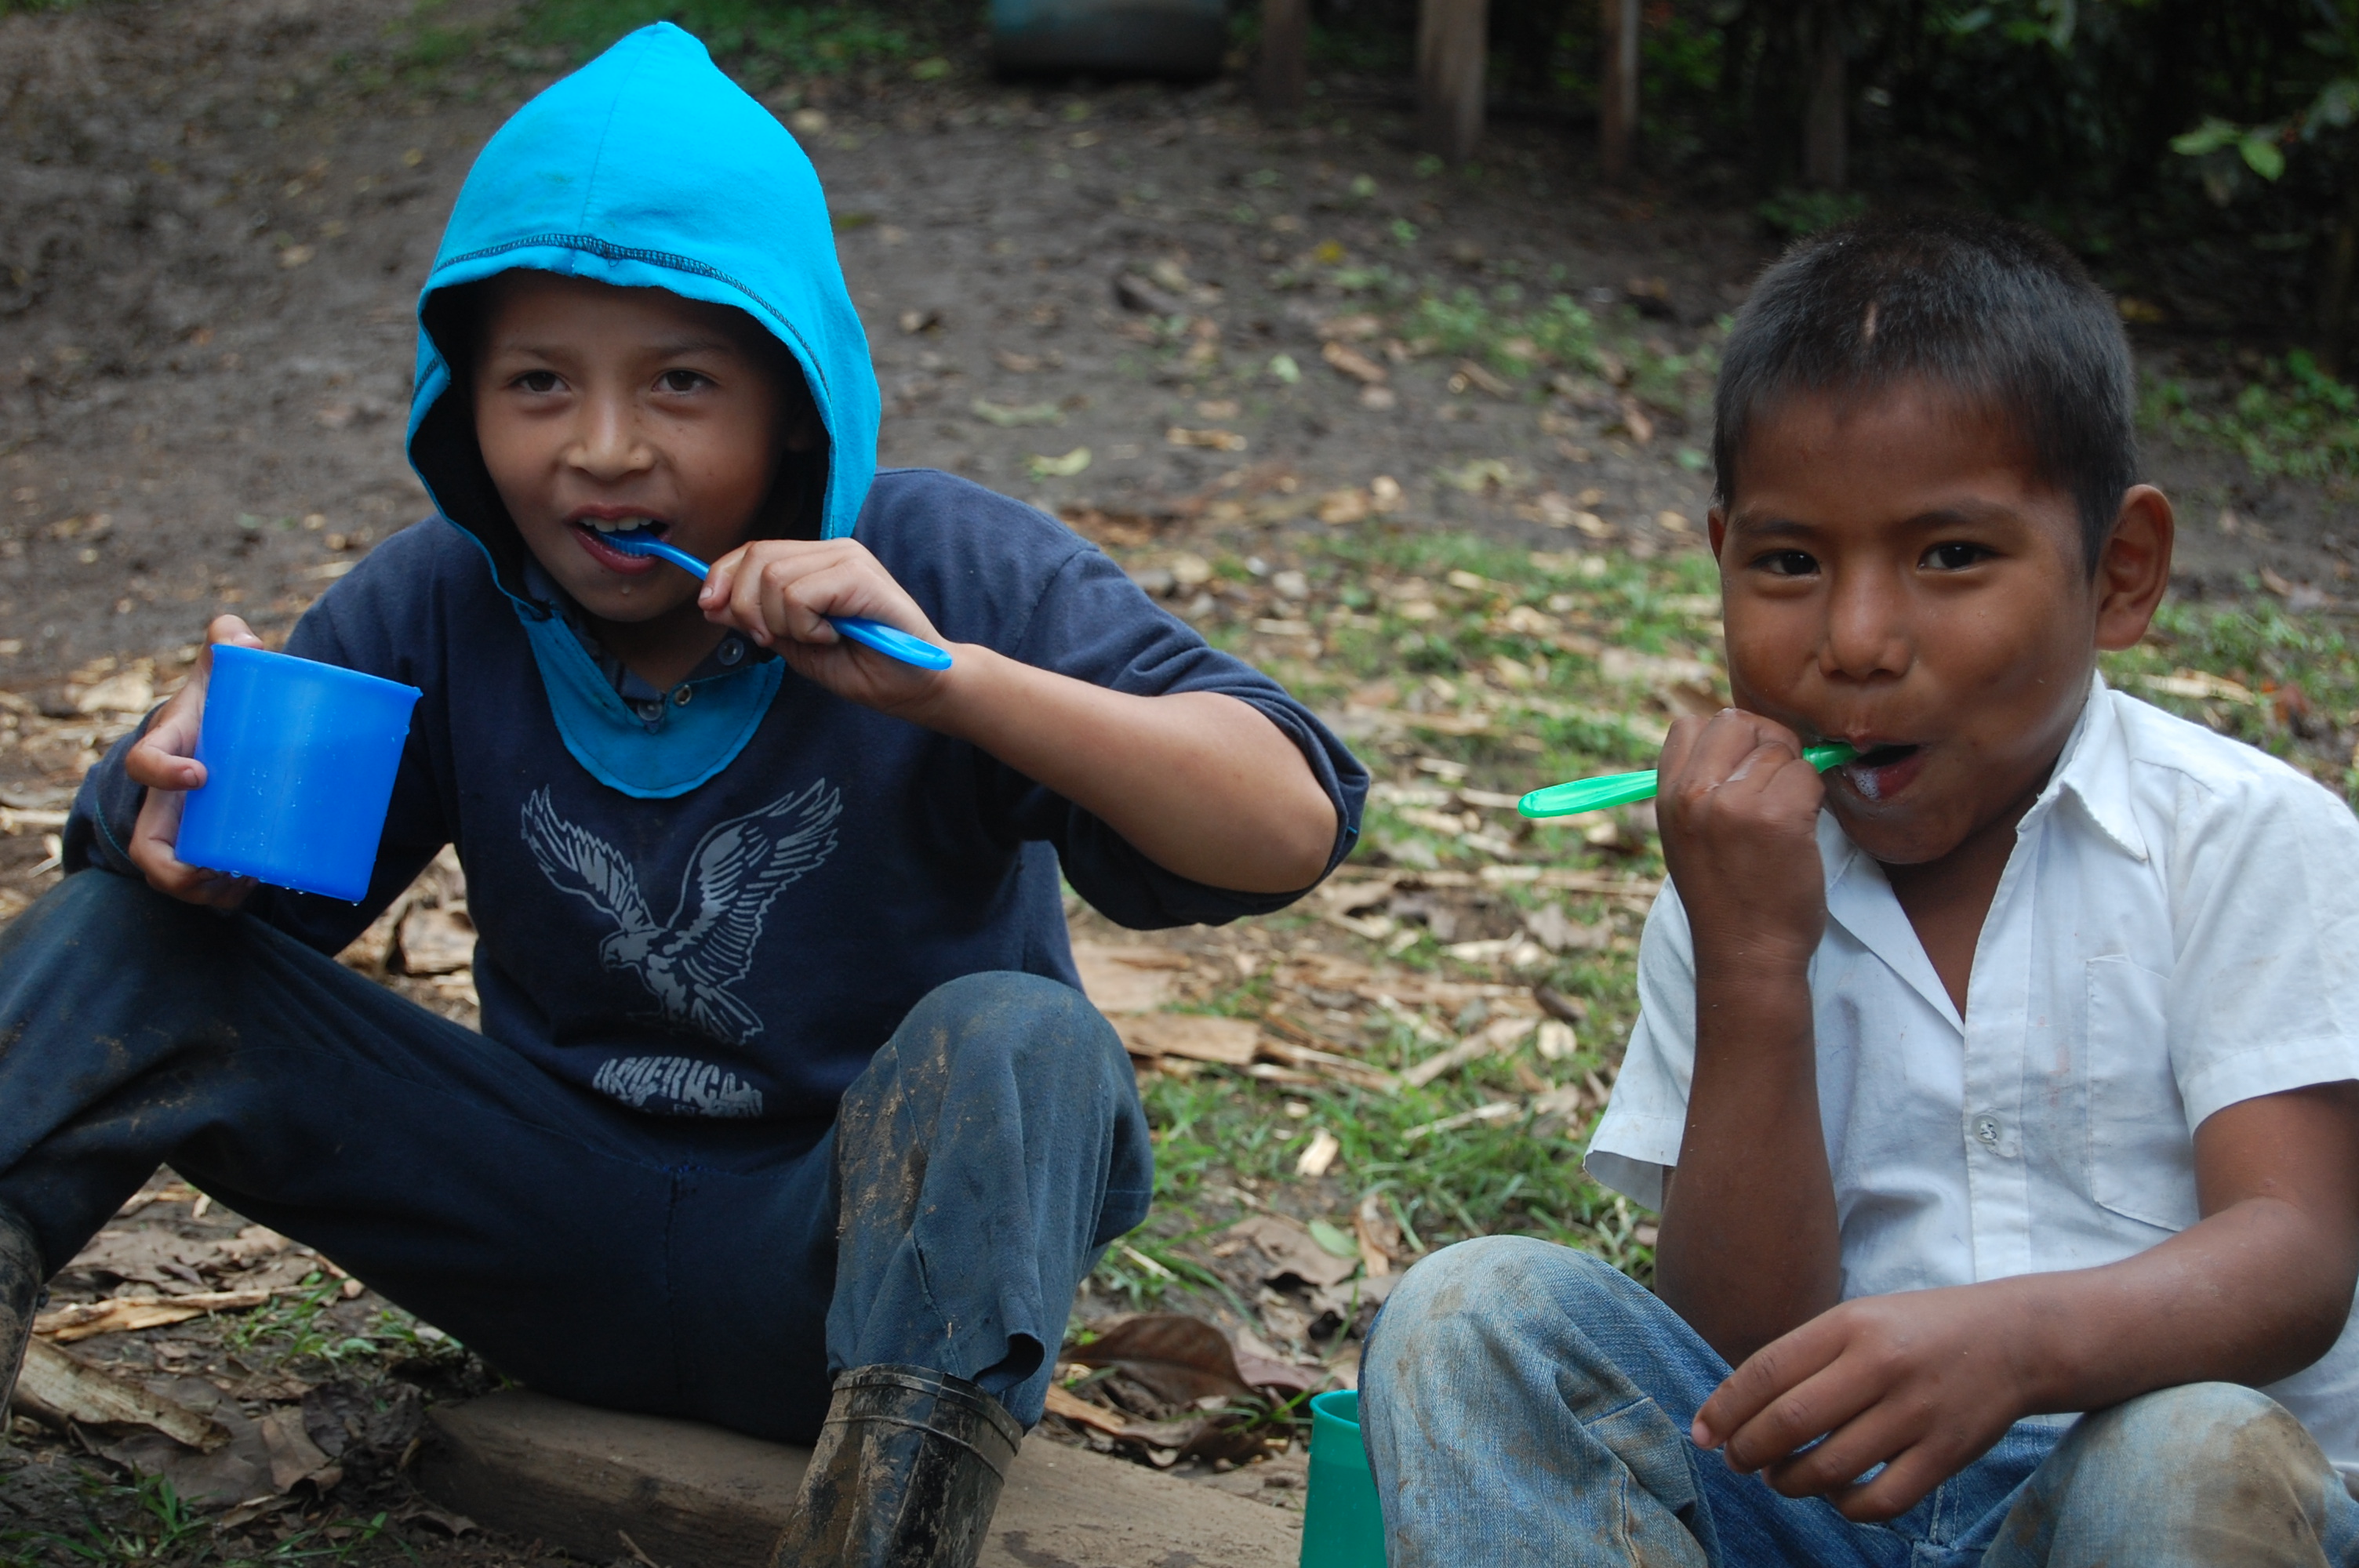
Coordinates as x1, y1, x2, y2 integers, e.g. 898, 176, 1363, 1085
1, 0, 2350, 699
2, 0, 2356, 1559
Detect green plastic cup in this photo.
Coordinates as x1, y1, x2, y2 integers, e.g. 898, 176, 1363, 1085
1301, 1389, 1386, 1568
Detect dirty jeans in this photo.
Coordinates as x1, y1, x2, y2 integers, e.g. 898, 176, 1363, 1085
1361, 1236, 2359, 1568
0, 869, 1152, 1443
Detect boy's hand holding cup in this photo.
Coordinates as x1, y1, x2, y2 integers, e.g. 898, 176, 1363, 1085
125, 615, 265, 909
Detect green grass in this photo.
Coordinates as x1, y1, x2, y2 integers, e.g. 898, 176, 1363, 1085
0, 1475, 394, 1568
2143, 350, 2359, 486
215, 1276, 460, 1370
1091, 529, 2359, 1323
2101, 593, 2359, 801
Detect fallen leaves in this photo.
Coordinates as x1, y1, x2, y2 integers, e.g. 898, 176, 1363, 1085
1050, 1312, 1320, 1466
1027, 447, 1093, 478
1117, 1014, 1262, 1065
1220, 1215, 1358, 1289
1167, 426, 1249, 452
14, 1338, 227, 1450
35, 1290, 271, 1342
1073, 940, 1190, 1013
972, 397, 1064, 428
1320, 342, 1387, 386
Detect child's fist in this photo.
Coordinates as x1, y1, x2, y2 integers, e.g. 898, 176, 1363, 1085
124, 615, 264, 909
698, 539, 952, 714
1656, 708, 1827, 975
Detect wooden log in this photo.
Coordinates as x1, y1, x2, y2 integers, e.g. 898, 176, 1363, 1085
1598, 0, 1639, 182
1415, 0, 1487, 163
1257, 0, 1308, 114
416, 1388, 1303, 1568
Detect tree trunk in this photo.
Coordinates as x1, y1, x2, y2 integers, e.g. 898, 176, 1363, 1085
1257, 0, 1308, 115
1416, 0, 1488, 163
1599, 0, 1640, 183
1802, 0, 1846, 188
2321, 187, 2359, 378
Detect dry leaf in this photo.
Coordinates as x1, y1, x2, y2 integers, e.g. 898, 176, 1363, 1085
398, 906, 475, 975
1071, 942, 1188, 1013
35, 1290, 270, 1342
1115, 1014, 1259, 1065
1294, 1127, 1341, 1178
13, 1339, 226, 1450
1354, 1192, 1402, 1276
259, 1407, 340, 1493
1321, 342, 1387, 385
1535, 1019, 1577, 1061
75, 670, 154, 715
1064, 1314, 1256, 1404
1166, 426, 1248, 452
1224, 1214, 1360, 1287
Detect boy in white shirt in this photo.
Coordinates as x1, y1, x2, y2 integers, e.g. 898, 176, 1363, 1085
1359, 211, 2359, 1566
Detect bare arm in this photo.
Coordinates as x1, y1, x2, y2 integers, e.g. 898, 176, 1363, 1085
701, 538, 1339, 894
904, 649, 1336, 893
1648, 710, 1845, 1362
1692, 1081, 2359, 1520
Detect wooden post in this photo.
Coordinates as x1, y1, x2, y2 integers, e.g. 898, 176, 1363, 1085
1416, 0, 1487, 163
1802, 0, 1847, 187
1598, 0, 1639, 182
1257, 0, 1308, 114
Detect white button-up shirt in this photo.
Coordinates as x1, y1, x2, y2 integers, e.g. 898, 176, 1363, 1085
1590, 678, 2359, 1475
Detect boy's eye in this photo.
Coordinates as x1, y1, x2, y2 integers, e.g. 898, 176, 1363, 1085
1754, 550, 1818, 578
1922, 541, 1993, 572
511, 370, 561, 394
657, 369, 709, 394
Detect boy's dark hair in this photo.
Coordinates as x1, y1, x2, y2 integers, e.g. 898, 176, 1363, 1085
1712, 210, 2135, 568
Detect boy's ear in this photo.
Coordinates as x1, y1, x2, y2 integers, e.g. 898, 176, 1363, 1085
1707, 505, 1728, 560
2093, 485, 2175, 652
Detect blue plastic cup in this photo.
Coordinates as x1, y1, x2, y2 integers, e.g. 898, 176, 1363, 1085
1301, 1388, 1386, 1568
174, 645, 423, 902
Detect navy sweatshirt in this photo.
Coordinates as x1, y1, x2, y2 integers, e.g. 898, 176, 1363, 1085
69, 471, 1367, 1123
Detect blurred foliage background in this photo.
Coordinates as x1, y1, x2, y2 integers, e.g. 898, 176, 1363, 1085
1284, 0, 2359, 368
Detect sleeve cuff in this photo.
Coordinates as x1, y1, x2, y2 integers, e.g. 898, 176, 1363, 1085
1583, 1109, 1684, 1213
2181, 1039, 2359, 1131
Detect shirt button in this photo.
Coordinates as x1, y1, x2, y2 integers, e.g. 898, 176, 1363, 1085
718, 640, 743, 666
1974, 1115, 2001, 1149
673, 686, 694, 707
635, 700, 664, 722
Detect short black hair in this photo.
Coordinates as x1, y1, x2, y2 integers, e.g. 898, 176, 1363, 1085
1712, 209, 2136, 568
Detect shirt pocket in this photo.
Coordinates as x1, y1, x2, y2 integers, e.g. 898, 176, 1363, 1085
2083, 954, 2199, 1234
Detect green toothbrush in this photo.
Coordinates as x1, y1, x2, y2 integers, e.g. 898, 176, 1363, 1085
1517, 742, 1859, 819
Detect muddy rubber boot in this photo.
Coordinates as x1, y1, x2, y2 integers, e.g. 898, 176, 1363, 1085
769, 1365, 1023, 1568
0, 1207, 42, 1445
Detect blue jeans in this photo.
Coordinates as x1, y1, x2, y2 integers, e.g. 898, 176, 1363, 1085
0, 869, 1153, 1442
1362, 1237, 2359, 1567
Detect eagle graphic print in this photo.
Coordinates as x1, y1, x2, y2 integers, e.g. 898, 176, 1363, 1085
522, 782, 842, 1116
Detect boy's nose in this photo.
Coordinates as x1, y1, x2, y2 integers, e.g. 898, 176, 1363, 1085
1819, 575, 1912, 681
567, 399, 656, 481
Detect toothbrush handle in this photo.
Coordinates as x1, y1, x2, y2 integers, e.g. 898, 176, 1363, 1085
828, 616, 954, 672
624, 543, 951, 670
1518, 742, 1857, 819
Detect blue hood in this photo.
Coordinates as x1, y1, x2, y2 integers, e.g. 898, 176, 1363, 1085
405, 21, 878, 583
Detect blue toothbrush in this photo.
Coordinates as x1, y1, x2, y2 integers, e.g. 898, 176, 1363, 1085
602, 531, 954, 672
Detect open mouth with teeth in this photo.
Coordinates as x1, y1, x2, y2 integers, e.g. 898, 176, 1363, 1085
570, 516, 669, 574
1835, 742, 1926, 802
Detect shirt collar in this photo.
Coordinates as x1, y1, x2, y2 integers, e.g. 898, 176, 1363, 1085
1814, 671, 2142, 1031
2034, 672, 2149, 863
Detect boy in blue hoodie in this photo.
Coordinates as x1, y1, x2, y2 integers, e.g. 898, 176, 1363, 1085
0, 26, 1365, 1565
